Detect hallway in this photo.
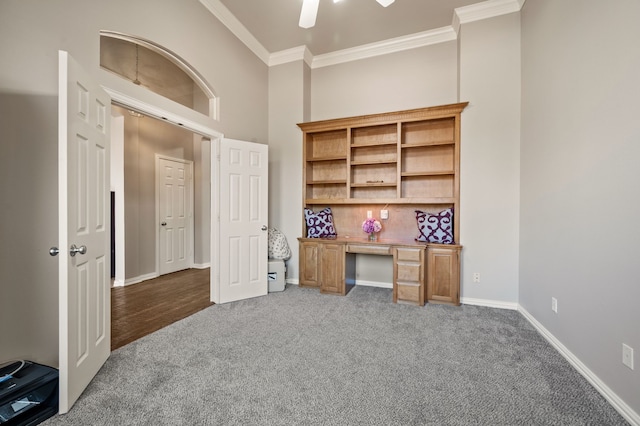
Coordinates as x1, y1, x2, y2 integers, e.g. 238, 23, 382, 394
111, 268, 212, 350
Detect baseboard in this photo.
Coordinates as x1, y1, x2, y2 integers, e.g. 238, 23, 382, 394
285, 278, 392, 289
519, 306, 640, 426
111, 278, 125, 288
355, 279, 393, 289
123, 272, 159, 287
192, 262, 211, 269
279, 278, 638, 423
460, 297, 519, 310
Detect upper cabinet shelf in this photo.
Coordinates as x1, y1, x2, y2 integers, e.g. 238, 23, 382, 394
299, 102, 468, 206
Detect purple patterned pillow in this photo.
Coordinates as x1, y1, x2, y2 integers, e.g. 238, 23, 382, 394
415, 208, 453, 244
304, 207, 337, 238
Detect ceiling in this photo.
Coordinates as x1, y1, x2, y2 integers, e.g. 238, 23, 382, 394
215, 0, 484, 56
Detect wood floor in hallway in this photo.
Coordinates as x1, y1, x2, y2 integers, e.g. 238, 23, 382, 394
111, 268, 213, 350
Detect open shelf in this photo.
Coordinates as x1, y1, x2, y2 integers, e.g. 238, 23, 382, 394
299, 102, 467, 239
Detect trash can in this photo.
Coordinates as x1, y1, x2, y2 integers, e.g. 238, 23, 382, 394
268, 259, 286, 292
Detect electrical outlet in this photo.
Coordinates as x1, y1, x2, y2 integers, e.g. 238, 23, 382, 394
473, 272, 480, 283
367, 210, 372, 219
380, 209, 389, 220
623, 344, 634, 370
551, 297, 558, 313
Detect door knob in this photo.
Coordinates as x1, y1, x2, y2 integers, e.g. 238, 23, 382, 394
70, 244, 87, 257
261, 225, 267, 231
161, 222, 167, 226
49, 247, 59, 257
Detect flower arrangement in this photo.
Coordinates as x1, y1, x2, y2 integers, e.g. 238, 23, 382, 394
362, 217, 382, 241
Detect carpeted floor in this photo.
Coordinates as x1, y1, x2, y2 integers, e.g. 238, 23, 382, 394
43, 285, 628, 425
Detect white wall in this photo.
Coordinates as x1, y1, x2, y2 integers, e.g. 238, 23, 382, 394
0, 0, 268, 367
458, 13, 521, 306
520, 0, 640, 416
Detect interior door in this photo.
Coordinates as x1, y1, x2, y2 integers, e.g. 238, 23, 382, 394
217, 138, 268, 303
58, 50, 111, 413
158, 156, 192, 275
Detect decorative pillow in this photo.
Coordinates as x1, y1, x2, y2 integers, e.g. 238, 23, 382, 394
304, 207, 337, 238
268, 228, 291, 260
415, 208, 453, 244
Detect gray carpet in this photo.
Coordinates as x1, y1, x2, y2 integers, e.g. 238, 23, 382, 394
44, 285, 628, 425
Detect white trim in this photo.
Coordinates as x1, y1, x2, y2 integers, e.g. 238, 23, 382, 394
111, 278, 125, 288
279, 277, 639, 423
269, 46, 314, 68
104, 88, 222, 138
123, 272, 159, 287
286, 278, 299, 285
104, 85, 224, 306
210, 137, 222, 304
460, 297, 519, 310
110, 114, 126, 290
454, 0, 523, 31
519, 307, 640, 426
197, 0, 270, 64
311, 27, 457, 69
100, 30, 220, 120
192, 262, 212, 269
199, 0, 524, 68
355, 279, 393, 289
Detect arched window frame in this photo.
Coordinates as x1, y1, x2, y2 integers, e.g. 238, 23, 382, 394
100, 30, 219, 121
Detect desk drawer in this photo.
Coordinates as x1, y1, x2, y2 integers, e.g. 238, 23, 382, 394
346, 244, 391, 256
395, 247, 423, 262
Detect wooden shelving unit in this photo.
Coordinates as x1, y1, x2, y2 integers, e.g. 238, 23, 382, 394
298, 102, 468, 306
299, 102, 467, 242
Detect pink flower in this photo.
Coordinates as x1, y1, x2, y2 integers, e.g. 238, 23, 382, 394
362, 218, 382, 234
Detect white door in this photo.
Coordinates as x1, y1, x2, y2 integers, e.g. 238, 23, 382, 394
58, 51, 111, 413
157, 156, 192, 275
216, 139, 268, 303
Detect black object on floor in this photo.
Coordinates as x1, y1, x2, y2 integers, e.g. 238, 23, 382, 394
0, 361, 58, 425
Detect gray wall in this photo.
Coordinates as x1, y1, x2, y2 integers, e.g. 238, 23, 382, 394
0, 0, 268, 367
311, 42, 458, 121
520, 0, 640, 414
458, 13, 521, 305
268, 61, 310, 280
118, 107, 195, 281
2, 0, 638, 416
302, 42, 459, 286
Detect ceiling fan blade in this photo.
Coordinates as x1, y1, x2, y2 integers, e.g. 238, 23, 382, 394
299, 0, 319, 28
376, 0, 395, 6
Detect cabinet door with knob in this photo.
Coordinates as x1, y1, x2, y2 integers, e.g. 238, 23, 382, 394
427, 244, 461, 305
299, 240, 320, 288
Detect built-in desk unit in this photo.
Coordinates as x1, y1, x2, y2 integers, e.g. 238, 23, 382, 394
298, 103, 468, 306
298, 237, 461, 306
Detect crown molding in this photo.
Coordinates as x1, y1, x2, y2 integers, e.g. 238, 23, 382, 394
310, 26, 457, 69
269, 45, 313, 68
453, 0, 525, 33
198, 0, 270, 65
201, 0, 526, 68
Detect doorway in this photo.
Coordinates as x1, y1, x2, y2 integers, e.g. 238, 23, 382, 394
109, 105, 212, 347
110, 105, 210, 286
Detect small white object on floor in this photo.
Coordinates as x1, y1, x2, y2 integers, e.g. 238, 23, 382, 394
268, 259, 286, 292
